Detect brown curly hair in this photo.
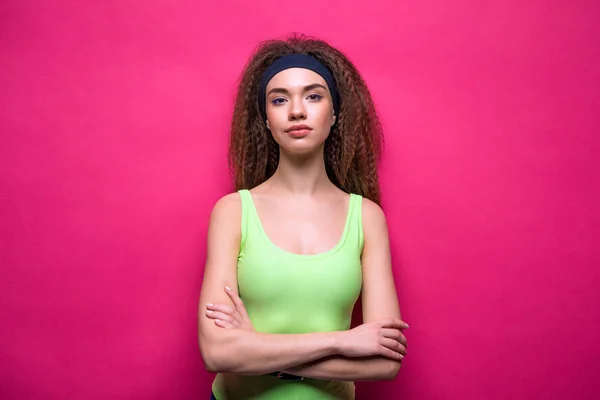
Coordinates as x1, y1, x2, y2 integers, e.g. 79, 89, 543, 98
228, 34, 384, 205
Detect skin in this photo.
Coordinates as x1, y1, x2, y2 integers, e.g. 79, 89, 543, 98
197, 68, 408, 382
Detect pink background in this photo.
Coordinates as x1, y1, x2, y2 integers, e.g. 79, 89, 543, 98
1, 1, 599, 399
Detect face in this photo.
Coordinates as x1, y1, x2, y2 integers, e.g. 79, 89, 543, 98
265, 68, 336, 155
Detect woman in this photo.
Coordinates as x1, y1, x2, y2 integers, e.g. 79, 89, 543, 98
198, 34, 409, 400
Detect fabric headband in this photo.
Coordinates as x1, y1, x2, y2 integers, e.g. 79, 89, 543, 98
258, 53, 340, 121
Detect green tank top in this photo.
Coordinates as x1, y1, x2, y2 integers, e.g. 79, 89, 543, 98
212, 189, 364, 400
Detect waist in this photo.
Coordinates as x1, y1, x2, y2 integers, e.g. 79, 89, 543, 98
212, 373, 354, 400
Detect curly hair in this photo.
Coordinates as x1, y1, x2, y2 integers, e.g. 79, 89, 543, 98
228, 34, 384, 205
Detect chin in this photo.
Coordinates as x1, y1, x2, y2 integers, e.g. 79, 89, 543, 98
279, 140, 325, 156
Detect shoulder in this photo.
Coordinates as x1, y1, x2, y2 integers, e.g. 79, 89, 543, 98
212, 192, 242, 214
360, 197, 387, 229
209, 192, 243, 230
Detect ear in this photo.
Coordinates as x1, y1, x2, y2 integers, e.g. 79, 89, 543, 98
331, 114, 337, 126
266, 120, 270, 130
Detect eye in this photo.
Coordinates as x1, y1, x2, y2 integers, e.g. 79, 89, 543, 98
271, 97, 287, 105
307, 93, 323, 101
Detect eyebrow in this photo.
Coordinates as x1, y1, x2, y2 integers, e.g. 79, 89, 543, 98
267, 83, 328, 96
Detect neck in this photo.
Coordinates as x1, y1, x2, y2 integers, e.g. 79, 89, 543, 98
268, 147, 331, 196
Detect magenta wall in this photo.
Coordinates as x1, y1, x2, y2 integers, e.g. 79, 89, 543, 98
1, 1, 599, 399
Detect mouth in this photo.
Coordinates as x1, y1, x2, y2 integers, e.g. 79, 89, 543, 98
285, 125, 313, 138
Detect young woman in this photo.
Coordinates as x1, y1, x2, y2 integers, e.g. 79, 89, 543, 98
198, 34, 409, 400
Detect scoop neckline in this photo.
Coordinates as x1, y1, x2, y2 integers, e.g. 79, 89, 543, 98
244, 190, 354, 259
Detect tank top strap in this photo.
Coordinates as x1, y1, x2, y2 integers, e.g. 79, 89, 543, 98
237, 189, 253, 251
347, 193, 364, 252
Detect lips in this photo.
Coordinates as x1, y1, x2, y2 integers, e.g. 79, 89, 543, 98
285, 125, 312, 133
285, 125, 312, 138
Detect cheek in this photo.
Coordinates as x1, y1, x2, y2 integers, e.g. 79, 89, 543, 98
266, 108, 288, 130
313, 107, 334, 130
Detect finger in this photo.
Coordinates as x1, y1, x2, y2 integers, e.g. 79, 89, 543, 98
381, 328, 401, 339
379, 318, 410, 330
382, 329, 407, 347
206, 303, 235, 314
206, 310, 237, 324
383, 348, 405, 361
381, 318, 409, 330
380, 339, 405, 360
225, 287, 251, 319
399, 332, 407, 348
214, 319, 235, 329
382, 328, 406, 347
381, 338, 407, 356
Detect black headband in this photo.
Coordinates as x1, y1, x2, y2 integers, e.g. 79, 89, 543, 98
258, 53, 340, 121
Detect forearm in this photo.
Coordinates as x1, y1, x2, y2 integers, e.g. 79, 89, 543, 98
282, 355, 402, 381
201, 329, 340, 375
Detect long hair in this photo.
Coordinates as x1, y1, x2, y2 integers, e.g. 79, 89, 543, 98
228, 34, 384, 205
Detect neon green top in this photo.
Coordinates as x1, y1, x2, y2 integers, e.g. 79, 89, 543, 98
211, 189, 364, 400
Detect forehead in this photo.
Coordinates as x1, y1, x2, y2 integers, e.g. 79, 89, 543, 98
266, 68, 327, 91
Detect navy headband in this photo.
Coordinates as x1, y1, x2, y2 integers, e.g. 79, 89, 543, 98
258, 53, 340, 120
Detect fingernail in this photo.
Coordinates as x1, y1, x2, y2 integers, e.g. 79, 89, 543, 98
225, 286, 232, 291
206, 303, 213, 307
206, 310, 213, 314
405, 323, 410, 328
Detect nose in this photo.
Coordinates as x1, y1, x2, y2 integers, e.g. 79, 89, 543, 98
288, 98, 306, 121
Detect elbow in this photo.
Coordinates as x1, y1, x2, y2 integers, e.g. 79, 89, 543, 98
381, 360, 402, 381
199, 342, 218, 373
202, 352, 221, 374
199, 340, 232, 373
205, 361, 224, 374
201, 347, 232, 373
199, 328, 253, 374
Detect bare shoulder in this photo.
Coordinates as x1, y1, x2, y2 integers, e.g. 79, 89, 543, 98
211, 192, 242, 216
213, 192, 242, 213
209, 192, 242, 233
361, 197, 388, 232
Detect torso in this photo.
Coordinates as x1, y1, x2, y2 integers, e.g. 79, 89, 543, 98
211, 183, 363, 399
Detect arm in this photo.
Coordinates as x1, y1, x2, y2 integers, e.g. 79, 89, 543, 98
198, 193, 342, 375
282, 199, 406, 381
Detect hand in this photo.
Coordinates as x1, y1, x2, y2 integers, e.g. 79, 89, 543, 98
205, 286, 255, 331
338, 318, 409, 360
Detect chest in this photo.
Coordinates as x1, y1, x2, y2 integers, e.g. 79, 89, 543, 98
253, 196, 350, 256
